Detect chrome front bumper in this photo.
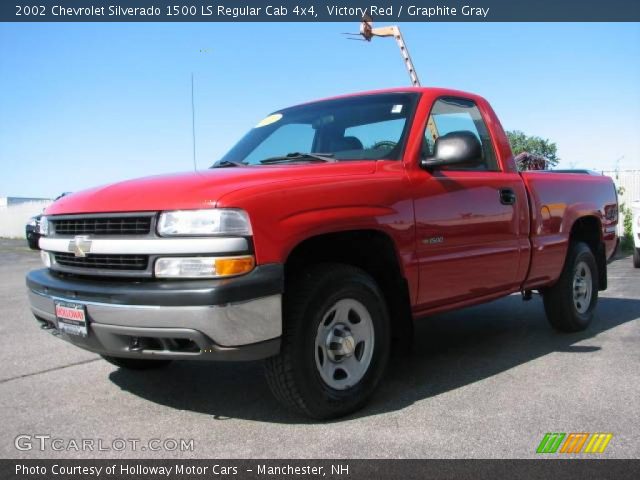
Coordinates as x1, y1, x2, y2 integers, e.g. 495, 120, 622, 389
26, 266, 284, 361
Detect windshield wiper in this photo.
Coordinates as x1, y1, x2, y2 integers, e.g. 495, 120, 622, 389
259, 152, 336, 164
211, 160, 247, 168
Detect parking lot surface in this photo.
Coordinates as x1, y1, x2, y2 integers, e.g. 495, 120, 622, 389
1, 239, 638, 458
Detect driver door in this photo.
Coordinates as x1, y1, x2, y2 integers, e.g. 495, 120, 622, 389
414, 97, 526, 308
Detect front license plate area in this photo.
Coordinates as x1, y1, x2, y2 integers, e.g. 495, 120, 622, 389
54, 301, 88, 337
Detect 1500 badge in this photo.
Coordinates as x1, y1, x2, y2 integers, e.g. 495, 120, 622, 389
423, 236, 444, 245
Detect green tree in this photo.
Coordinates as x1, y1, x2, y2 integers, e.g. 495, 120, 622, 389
506, 130, 559, 170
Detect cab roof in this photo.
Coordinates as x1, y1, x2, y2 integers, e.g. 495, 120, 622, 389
292, 86, 486, 109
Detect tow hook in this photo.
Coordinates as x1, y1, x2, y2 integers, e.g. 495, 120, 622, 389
521, 289, 533, 301
129, 337, 143, 352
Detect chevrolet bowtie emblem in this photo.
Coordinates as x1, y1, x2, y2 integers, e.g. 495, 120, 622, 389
68, 236, 92, 258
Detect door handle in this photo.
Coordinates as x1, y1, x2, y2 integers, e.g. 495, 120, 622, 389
499, 188, 516, 205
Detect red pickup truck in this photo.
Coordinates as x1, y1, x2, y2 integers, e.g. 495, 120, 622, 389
27, 88, 618, 419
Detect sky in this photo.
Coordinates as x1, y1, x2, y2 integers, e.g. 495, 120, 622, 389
0, 22, 639, 198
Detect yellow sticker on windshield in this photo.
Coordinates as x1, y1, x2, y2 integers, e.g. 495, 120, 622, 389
255, 113, 283, 128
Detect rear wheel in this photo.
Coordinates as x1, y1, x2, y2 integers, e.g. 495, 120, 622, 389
264, 264, 390, 419
101, 355, 172, 370
543, 242, 598, 332
633, 248, 640, 268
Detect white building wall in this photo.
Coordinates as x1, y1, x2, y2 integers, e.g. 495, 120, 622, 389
0, 201, 51, 238
602, 170, 640, 235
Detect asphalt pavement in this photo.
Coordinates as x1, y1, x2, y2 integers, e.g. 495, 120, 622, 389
1, 239, 638, 459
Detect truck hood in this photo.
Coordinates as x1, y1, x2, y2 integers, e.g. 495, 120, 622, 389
45, 162, 377, 215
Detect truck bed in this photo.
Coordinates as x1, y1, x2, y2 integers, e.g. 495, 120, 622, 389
521, 171, 618, 289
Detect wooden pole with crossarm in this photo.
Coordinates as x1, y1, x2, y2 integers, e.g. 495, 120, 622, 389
357, 14, 421, 87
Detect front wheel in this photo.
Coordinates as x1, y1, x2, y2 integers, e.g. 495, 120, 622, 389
542, 242, 599, 332
264, 264, 390, 419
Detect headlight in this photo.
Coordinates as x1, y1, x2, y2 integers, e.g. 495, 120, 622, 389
38, 216, 49, 236
157, 209, 251, 236
155, 255, 255, 278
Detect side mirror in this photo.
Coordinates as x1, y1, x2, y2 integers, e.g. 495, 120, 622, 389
420, 131, 483, 170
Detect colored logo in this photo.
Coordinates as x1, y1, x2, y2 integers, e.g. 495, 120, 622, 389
536, 433, 613, 454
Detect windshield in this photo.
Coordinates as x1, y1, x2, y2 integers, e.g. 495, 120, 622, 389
217, 92, 419, 166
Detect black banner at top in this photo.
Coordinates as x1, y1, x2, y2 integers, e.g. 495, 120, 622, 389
2, 0, 640, 22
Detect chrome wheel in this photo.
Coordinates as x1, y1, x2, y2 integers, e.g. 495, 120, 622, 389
573, 260, 593, 314
314, 299, 375, 390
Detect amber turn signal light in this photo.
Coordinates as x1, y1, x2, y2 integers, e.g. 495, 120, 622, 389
214, 256, 255, 277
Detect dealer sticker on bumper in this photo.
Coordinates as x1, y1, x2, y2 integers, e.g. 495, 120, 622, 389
54, 301, 88, 337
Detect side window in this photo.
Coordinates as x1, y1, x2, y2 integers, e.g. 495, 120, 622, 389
243, 123, 315, 163
423, 98, 499, 171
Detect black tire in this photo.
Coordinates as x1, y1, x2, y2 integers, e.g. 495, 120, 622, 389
27, 235, 39, 250
264, 264, 390, 419
101, 355, 172, 370
542, 242, 599, 332
633, 248, 640, 268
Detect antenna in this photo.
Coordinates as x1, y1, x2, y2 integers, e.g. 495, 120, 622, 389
191, 72, 197, 171
345, 14, 421, 87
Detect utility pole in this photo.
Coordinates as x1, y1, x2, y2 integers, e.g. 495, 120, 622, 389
346, 15, 435, 139
614, 155, 624, 175
350, 14, 421, 87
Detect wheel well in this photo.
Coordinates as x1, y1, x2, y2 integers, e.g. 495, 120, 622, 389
569, 216, 607, 290
285, 230, 413, 349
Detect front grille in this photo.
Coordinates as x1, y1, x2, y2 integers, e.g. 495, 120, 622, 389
52, 217, 152, 235
54, 252, 148, 271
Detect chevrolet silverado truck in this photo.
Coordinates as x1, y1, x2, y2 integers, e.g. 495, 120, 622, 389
26, 88, 618, 419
